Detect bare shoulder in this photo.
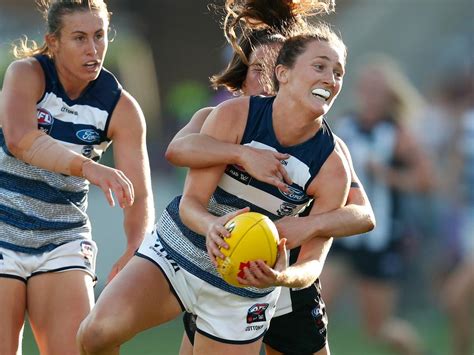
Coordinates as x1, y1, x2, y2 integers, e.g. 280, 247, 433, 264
6, 57, 42, 76
3, 57, 44, 94
108, 90, 146, 139
115, 90, 143, 116
206, 96, 249, 127
201, 97, 250, 143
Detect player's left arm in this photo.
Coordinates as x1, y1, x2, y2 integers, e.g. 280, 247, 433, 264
276, 136, 375, 249
239, 147, 350, 289
105, 90, 155, 281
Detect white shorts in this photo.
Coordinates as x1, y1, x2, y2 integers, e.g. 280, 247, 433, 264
137, 230, 281, 344
0, 239, 97, 283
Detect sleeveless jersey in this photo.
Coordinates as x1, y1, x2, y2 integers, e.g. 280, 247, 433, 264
336, 114, 398, 252
0, 54, 122, 253
157, 95, 336, 299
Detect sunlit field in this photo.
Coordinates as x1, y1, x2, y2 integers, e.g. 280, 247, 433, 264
22, 309, 449, 355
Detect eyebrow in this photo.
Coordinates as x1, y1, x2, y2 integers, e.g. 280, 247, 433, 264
314, 55, 344, 71
70, 29, 104, 35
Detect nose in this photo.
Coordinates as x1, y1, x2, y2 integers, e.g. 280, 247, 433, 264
86, 38, 98, 56
322, 71, 336, 86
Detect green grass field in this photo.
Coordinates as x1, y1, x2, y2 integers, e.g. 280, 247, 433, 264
21, 310, 450, 355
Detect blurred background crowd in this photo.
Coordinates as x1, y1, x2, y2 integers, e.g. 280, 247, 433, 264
1, 0, 472, 354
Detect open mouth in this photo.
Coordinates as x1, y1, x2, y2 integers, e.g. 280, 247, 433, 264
84, 61, 100, 70
311, 88, 331, 101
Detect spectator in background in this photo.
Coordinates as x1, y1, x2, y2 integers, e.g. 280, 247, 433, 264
0, 1, 154, 353
415, 45, 474, 355
320, 53, 432, 355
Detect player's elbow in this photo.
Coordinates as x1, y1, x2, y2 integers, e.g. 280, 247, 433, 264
3, 129, 26, 159
164, 140, 183, 166
366, 212, 376, 232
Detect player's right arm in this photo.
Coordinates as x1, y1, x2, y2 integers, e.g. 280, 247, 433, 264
165, 106, 292, 190
0, 58, 133, 208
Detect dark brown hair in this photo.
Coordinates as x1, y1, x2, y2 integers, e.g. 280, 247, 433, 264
13, 0, 110, 59
214, 0, 339, 93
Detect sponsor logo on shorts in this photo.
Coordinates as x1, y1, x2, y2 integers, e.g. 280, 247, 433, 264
149, 234, 180, 272
311, 306, 327, 335
246, 303, 268, 324
245, 324, 265, 332
80, 241, 95, 268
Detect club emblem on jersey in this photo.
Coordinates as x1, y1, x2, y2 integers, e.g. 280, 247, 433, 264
37, 108, 54, 125
277, 202, 297, 217
82, 145, 93, 158
246, 303, 268, 324
76, 129, 100, 143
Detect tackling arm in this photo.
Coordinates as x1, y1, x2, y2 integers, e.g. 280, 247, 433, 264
276, 136, 375, 250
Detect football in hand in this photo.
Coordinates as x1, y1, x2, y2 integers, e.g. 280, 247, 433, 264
216, 212, 279, 287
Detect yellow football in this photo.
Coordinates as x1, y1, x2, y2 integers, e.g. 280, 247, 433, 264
216, 212, 279, 287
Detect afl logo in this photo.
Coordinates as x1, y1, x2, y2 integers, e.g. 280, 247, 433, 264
37, 108, 54, 125
280, 185, 306, 202
76, 129, 100, 143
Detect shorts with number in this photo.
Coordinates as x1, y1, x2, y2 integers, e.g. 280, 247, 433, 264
0, 239, 98, 283
136, 230, 281, 344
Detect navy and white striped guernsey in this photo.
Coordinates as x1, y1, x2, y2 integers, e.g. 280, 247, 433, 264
157, 96, 336, 299
0, 54, 122, 254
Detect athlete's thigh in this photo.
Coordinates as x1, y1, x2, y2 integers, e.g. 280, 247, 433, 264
27, 270, 94, 354
357, 278, 396, 331
88, 256, 182, 336
194, 332, 263, 355
0, 277, 27, 354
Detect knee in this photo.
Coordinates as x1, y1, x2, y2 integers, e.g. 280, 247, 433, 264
77, 314, 118, 354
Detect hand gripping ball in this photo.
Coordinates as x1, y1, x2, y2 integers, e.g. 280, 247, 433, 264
216, 212, 279, 287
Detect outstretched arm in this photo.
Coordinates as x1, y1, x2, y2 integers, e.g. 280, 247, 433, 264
276, 137, 375, 249
165, 106, 292, 190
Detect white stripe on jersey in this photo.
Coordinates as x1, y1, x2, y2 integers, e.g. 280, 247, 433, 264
39, 92, 109, 130
245, 141, 312, 188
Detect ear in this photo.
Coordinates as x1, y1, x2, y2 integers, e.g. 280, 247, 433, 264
275, 64, 289, 85
45, 33, 58, 53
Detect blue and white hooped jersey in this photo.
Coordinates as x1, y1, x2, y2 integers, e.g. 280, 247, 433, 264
0, 54, 122, 254
335, 114, 398, 252
158, 96, 336, 298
